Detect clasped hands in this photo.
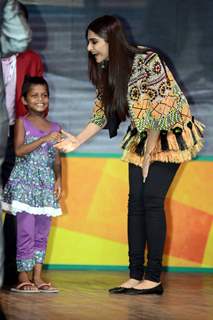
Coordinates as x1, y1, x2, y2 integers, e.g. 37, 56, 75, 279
54, 130, 80, 152
50, 130, 151, 181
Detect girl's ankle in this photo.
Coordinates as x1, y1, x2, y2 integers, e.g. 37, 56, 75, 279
18, 271, 30, 283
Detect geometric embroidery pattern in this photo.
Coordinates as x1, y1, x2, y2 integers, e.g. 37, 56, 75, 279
127, 52, 191, 132
90, 51, 192, 133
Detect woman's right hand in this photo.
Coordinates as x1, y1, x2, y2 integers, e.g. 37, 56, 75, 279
54, 130, 80, 152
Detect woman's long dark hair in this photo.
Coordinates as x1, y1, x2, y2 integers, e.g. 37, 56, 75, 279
86, 15, 147, 122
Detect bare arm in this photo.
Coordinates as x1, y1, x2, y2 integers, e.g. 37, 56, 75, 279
145, 129, 159, 155
53, 150, 62, 199
55, 122, 105, 153
142, 129, 159, 182
77, 122, 104, 144
14, 119, 61, 157
53, 151, 61, 181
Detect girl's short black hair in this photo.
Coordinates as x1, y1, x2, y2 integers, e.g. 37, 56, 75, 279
22, 76, 49, 98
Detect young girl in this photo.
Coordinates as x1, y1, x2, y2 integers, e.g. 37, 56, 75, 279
2, 76, 62, 293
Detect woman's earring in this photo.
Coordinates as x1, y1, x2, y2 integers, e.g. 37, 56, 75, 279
100, 60, 106, 69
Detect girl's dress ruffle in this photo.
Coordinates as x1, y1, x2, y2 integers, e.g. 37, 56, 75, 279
2, 200, 62, 217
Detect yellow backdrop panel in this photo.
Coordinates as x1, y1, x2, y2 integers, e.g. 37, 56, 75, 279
45, 158, 213, 268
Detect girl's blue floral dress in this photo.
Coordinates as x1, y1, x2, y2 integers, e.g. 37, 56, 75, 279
2, 117, 62, 217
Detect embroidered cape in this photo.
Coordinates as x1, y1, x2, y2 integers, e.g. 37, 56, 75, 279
90, 51, 204, 166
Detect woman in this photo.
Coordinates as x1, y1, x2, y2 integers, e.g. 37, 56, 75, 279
56, 15, 204, 295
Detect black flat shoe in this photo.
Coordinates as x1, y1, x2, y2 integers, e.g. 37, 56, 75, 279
124, 283, 163, 295
109, 286, 132, 294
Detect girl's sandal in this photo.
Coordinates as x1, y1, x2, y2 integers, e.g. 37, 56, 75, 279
36, 282, 59, 293
11, 282, 39, 293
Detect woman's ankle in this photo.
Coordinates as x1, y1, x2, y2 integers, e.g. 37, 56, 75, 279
121, 278, 141, 288
133, 279, 161, 289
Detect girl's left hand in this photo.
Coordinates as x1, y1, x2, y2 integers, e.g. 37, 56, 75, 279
142, 153, 151, 183
54, 179, 62, 200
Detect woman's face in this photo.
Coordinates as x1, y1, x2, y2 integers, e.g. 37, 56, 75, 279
87, 30, 109, 63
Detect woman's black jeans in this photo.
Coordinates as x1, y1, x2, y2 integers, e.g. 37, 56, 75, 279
128, 161, 179, 283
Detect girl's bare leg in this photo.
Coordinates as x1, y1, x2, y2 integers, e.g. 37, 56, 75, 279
32, 263, 48, 288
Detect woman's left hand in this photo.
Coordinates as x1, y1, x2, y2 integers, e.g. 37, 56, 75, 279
54, 179, 62, 200
142, 153, 151, 183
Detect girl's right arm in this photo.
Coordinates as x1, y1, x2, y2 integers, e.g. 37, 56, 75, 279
14, 118, 61, 157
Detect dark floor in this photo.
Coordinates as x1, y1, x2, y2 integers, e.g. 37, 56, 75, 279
0, 271, 213, 320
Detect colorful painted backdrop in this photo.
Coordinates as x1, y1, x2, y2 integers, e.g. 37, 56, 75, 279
45, 157, 213, 269
22, 0, 213, 270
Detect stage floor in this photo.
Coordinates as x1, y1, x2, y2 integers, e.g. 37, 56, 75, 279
0, 271, 212, 320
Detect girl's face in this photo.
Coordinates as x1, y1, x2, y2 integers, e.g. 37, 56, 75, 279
87, 30, 109, 63
22, 84, 49, 114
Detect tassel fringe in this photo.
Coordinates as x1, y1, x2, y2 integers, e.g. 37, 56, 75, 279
121, 119, 205, 167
